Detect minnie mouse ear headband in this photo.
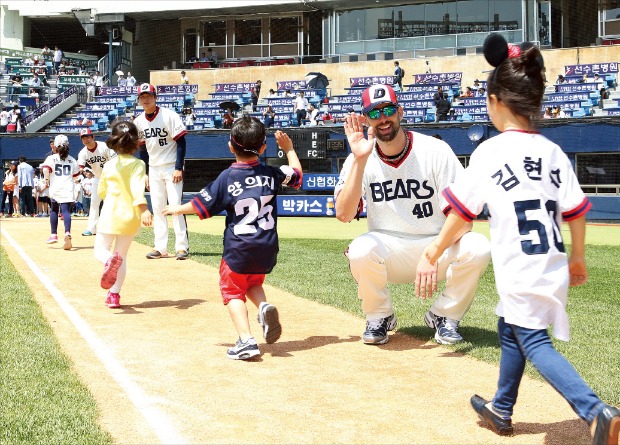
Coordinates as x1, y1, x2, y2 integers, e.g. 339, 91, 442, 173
483, 33, 544, 70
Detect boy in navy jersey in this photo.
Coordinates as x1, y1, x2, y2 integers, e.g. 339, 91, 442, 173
164, 117, 302, 360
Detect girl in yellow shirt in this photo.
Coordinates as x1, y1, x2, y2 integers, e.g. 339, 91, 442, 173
96, 121, 152, 308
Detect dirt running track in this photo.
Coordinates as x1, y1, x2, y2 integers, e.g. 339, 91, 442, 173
1, 217, 597, 445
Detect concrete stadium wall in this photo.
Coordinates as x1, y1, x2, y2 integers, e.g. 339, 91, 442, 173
149, 46, 620, 101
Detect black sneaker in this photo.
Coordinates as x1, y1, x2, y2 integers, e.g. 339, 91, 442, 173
258, 303, 281, 344
425, 311, 463, 344
362, 313, 397, 345
227, 337, 260, 360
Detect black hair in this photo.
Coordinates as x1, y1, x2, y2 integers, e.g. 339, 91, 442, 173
229, 116, 266, 157
484, 33, 545, 120
106, 120, 140, 154
57, 144, 70, 161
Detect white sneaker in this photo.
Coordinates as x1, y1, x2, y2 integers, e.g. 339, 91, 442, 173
258, 302, 282, 344
227, 337, 260, 360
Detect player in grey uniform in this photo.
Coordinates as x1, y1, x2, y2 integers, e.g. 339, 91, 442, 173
334, 84, 491, 345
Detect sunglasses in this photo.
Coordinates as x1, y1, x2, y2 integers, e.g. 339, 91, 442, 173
366, 105, 398, 120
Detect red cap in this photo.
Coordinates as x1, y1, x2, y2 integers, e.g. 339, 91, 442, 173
360, 84, 398, 113
138, 83, 157, 96
79, 128, 93, 137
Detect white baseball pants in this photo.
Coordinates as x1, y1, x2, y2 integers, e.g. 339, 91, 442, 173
347, 231, 491, 321
149, 163, 188, 255
86, 177, 101, 233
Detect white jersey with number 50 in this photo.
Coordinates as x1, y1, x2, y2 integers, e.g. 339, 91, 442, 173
442, 130, 591, 341
133, 106, 187, 167
335, 131, 462, 240
42, 154, 80, 203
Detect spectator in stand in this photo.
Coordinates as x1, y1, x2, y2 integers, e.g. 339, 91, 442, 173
267, 88, 278, 98
543, 107, 553, 119
436, 93, 452, 122
553, 105, 566, 118
8, 105, 21, 132
94, 70, 103, 96
262, 105, 275, 128
188, 54, 199, 63
30, 72, 42, 90
464, 86, 475, 97
86, 73, 96, 103
41, 45, 53, 57
476, 87, 487, 97
293, 91, 309, 126
255, 80, 262, 98
0, 106, 9, 133
308, 103, 320, 126
472, 79, 481, 90
126, 72, 136, 87
599, 87, 609, 109
17, 156, 36, 217
433, 86, 443, 107
8, 73, 23, 103
393, 61, 404, 90
53, 46, 63, 74
250, 87, 259, 112
1, 161, 18, 217
207, 47, 218, 64
223, 108, 234, 129
283, 89, 294, 98
198, 52, 207, 62
117, 74, 127, 87
183, 107, 196, 130
79, 63, 87, 75
180, 71, 189, 84
593, 73, 605, 89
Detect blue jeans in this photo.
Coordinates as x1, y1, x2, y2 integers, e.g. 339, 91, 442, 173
493, 317, 603, 423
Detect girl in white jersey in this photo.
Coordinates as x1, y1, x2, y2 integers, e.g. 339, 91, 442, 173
95, 121, 152, 309
42, 135, 79, 250
423, 33, 620, 444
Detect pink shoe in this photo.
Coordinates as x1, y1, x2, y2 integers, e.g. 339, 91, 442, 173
46, 234, 58, 244
101, 252, 123, 289
105, 291, 121, 309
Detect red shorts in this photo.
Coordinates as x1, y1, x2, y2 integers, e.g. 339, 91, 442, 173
219, 259, 265, 305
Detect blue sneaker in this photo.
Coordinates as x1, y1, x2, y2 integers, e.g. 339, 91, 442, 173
424, 311, 463, 344
363, 313, 397, 345
82, 230, 94, 236
227, 337, 260, 360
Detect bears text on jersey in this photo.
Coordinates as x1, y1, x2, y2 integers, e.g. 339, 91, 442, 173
369, 178, 435, 202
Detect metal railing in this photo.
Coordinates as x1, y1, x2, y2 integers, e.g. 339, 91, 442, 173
24, 85, 78, 126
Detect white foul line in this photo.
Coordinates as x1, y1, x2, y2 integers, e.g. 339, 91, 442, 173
1, 228, 187, 445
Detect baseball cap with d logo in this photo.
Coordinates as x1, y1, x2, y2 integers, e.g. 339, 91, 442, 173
79, 128, 93, 137
138, 83, 157, 96
361, 84, 399, 113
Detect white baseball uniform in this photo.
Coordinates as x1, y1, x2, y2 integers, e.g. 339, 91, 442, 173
78, 141, 116, 233
42, 154, 79, 204
335, 131, 491, 321
134, 106, 189, 254
442, 130, 591, 341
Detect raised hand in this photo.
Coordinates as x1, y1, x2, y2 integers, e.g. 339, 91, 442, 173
344, 113, 374, 159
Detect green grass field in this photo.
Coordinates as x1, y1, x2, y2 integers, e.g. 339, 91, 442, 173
2, 217, 618, 443
0, 249, 113, 445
